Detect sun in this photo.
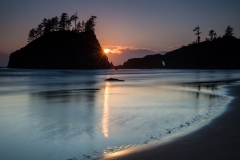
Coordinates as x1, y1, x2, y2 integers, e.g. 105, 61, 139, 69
104, 49, 110, 54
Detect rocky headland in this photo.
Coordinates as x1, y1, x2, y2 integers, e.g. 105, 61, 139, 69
8, 31, 112, 69
117, 37, 240, 69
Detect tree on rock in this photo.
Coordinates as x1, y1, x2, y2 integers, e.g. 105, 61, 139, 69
28, 28, 37, 42
42, 18, 52, 34
26, 13, 99, 43
193, 26, 201, 43
51, 16, 59, 31
36, 23, 44, 37
81, 21, 85, 32
70, 13, 79, 31
85, 16, 97, 32
224, 26, 234, 38
59, 13, 69, 31
76, 21, 82, 32
208, 29, 217, 41
66, 18, 72, 31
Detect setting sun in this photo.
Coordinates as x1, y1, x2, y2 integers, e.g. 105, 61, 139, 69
104, 49, 110, 54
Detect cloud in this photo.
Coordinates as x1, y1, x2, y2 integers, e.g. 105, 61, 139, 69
104, 45, 158, 54
167, 45, 181, 50
0, 52, 9, 67
105, 46, 162, 65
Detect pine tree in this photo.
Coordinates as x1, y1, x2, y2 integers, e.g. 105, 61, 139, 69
51, 16, 59, 31
28, 28, 37, 42
66, 19, 72, 30
76, 21, 82, 32
27, 13, 99, 43
70, 13, 79, 31
42, 18, 51, 34
36, 23, 44, 37
224, 26, 234, 37
59, 13, 69, 31
208, 30, 217, 41
193, 26, 201, 43
85, 16, 97, 32
82, 21, 85, 32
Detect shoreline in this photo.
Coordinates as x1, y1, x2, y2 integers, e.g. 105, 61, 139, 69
100, 83, 240, 160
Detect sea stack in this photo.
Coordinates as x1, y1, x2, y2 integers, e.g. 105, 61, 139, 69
8, 30, 112, 69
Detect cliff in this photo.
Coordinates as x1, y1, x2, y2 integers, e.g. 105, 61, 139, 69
164, 37, 240, 69
118, 37, 240, 69
8, 31, 112, 69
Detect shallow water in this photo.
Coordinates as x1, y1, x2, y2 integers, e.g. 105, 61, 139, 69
0, 69, 240, 160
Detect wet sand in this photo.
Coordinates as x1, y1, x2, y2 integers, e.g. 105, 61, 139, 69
101, 83, 240, 160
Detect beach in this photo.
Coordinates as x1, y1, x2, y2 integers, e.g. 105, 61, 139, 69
101, 83, 240, 160
1, 69, 240, 160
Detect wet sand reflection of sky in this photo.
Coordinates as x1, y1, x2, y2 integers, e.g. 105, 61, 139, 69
102, 85, 109, 138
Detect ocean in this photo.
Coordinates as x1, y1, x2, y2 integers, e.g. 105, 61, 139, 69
0, 69, 239, 160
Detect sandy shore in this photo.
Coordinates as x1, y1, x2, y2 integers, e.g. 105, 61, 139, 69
101, 83, 240, 160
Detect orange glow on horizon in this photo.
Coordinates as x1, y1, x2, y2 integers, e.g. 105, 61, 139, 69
104, 49, 110, 54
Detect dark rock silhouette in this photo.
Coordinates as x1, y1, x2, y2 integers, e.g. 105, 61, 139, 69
105, 78, 124, 81
8, 31, 112, 69
117, 54, 164, 69
118, 37, 240, 69
164, 37, 240, 69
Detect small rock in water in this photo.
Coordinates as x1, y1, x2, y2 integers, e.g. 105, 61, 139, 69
105, 78, 124, 81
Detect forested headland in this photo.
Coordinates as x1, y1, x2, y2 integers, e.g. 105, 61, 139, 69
8, 13, 112, 69
117, 25, 240, 69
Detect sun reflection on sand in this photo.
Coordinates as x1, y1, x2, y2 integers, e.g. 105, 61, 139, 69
102, 86, 109, 138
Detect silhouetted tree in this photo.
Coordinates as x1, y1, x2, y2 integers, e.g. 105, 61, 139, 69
76, 21, 82, 32
224, 25, 234, 37
36, 23, 44, 37
208, 29, 217, 41
28, 28, 37, 42
42, 18, 53, 34
51, 16, 59, 31
82, 21, 85, 32
27, 12, 99, 43
70, 13, 79, 31
59, 13, 69, 31
85, 16, 97, 32
66, 19, 72, 30
193, 26, 201, 43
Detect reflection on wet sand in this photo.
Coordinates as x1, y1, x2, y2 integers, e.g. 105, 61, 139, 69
102, 86, 109, 138
29, 88, 99, 139
31, 88, 99, 103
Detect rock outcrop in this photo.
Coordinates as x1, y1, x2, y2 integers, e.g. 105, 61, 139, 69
117, 54, 164, 69
8, 31, 112, 69
118, 37, 240, 69
164, 37, 240, 69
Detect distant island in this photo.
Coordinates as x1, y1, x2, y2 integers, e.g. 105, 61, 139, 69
8, 13, 112, 69
117, 26, 240, 69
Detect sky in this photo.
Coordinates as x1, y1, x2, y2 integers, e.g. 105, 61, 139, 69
0, 0, 240, 66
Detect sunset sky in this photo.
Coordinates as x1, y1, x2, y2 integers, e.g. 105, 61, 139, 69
0, 0, 240, 66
